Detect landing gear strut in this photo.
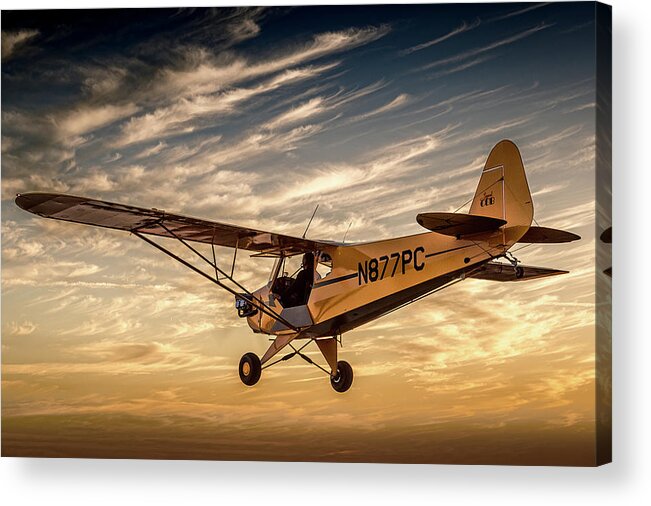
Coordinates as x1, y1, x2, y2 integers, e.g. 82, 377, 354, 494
239, 352, 262, 386
238, 339, 354, 392
504, 251, 525, 278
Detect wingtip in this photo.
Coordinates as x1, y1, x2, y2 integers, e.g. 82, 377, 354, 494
15, 192, 27, 209
14, 191, 54, 212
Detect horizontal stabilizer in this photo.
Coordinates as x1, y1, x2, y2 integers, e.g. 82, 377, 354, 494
517, 226, 580, 243
468, 262, 568, 282
416, 212, 506, 237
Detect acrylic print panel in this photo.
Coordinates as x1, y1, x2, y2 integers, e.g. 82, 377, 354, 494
1, 3, 611, 466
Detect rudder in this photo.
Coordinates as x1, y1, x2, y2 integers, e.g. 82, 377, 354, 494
469, 140, 533, 243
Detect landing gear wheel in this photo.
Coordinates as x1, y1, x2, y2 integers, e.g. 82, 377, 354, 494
239, 352, 261, 386
330, 360, 353, 393
515, 266, 525, 279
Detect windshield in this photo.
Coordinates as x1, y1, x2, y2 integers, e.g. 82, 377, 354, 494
268, 254, 304, 283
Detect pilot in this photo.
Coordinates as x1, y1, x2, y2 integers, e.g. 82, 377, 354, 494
286, 252, 315, 307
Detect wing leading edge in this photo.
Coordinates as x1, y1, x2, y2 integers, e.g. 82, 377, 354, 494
15, 192, 335, 256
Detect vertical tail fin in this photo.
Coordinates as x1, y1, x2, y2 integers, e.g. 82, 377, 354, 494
470, 140, 533, 243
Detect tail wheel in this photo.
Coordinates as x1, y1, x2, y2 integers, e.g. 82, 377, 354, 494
330, 360, 353, 393
239, 352, 262, 386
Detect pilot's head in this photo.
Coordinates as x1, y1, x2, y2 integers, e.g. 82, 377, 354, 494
302, 252, 315, 269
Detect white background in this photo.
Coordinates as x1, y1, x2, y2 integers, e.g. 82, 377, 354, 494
1, 0, 649, 504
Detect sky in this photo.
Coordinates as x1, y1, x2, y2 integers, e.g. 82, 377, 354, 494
2, 3, 602, 464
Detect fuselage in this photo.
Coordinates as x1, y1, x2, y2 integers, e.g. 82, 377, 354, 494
246, 224, 526, 338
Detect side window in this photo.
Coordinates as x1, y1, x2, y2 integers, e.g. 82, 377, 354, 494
315, 252, 332, 280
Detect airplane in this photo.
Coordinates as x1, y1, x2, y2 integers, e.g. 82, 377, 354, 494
15, 140, 580, 393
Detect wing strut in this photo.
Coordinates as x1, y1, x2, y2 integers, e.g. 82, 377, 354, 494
133, 223, 299, 332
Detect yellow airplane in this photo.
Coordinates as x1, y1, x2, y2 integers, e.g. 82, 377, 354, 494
15, 140, 579, 393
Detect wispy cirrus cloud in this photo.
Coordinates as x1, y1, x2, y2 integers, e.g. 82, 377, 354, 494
347, 93, 410, 123
149, 26, 390, 100
422, 23, 551, 71
1, 29, 39, 61
270, 126, 452, 207
262, 79, 388, 131
529, 125, 584, 149
263, 97, 329, 131
5, 321, 38, 336
57, 103, 141, 138
115, 63, 338, 147
106, 27, 389, 147
403, 19, 480, 54
429, 54, 497, 78
488, 2, 550, 23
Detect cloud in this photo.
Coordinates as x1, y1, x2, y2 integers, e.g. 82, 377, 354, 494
81, 65, 130, 98
116, 64, 336, 146
57, 103, 140, 139
150, 26, 389, 100
539, 201, 595, 230
184, 123, 324, 176
270, 127, 451, 208
2, 239, 45, 260
1, 29, 39, 61
1, 23, 390, 204
347, 93, 410, 123
3, 341, 218, 376
429, 54, 497, 78
82, 341, 165, 364
2, 258, 105, 288
7, 321, 38, 336
70, 169, 118, 193
421, 23, 551, 71
449, 111, 538, 146
104, 152, 123, 163
563, 102, 595, 114
529, 125, 583, 149
134, 141, 168, 159
531, 183, 569, 198
403, 19, 480, 54
226, 13, 262, 43
488, 2, 550, 23
263, 80, 389, 131
263, 97, 328, 131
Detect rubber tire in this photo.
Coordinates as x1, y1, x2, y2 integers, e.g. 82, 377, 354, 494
239, 352, 262, 386
515, 266, 525, 279
330, 360, 353, 393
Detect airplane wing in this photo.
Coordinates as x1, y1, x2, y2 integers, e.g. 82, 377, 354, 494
468, 261, 568, 282
15, 192, 336, 256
